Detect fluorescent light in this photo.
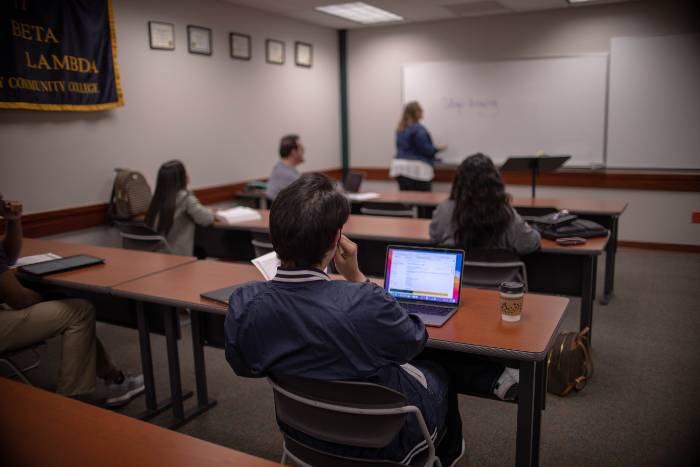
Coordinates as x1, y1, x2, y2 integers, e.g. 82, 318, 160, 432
315, 2, 403, 24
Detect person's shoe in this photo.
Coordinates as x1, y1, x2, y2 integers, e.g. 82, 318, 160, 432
104, 373, 145, 408
493, 367, 519, 401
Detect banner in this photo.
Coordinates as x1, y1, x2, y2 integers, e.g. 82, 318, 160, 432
0, 0, 123, 111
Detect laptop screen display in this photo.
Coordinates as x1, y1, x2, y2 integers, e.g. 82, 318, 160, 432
384, 247, 463, 305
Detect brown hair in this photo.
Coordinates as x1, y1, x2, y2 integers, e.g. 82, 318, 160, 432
397, 101, 422, 132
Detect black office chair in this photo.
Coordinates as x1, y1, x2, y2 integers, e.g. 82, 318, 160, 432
269, 375, 441, 466
360, 202, 418, 218
0, 341, 46, 385
114, 220, 171, 253
462, 250, 528, 291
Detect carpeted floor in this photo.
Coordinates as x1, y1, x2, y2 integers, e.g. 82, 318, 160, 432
5, 247, 700, 466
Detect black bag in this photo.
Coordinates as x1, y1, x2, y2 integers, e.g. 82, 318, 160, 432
547, 327, 593, 396
535, 219, 608, 240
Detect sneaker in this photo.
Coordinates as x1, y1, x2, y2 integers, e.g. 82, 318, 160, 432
104, 373, 145, 408
493, 367, 519, 401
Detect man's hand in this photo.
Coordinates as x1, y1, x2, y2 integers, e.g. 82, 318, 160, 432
333, 235, 367, 283
0, 199, 23, 220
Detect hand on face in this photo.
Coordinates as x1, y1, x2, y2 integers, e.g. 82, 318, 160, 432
333, 234, 366, 283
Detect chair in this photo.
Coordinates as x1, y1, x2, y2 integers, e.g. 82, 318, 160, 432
269, 375, 441, 467
360, 202, 418, 218
462, 250, 528, 291
0, 342, 46, 385
251, 232, 274, 257
114, 220, 171, 253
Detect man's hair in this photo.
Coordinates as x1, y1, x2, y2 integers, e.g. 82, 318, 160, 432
279, 134, 299, 158
270, 174, 350, 267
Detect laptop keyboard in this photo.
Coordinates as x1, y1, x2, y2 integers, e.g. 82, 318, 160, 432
402, 302, 452, 317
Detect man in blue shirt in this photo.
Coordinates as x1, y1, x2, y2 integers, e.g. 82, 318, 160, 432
265, 134, 304, 202
225, 174, 465, 465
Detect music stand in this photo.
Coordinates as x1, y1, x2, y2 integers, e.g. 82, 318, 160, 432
500, 155, 570, 198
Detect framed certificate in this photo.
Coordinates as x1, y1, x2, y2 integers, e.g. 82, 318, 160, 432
230, 33, 251, 60
188, 25, 212, 55
295, 42, 313, 68
149, 21, 175, 50
266, 39, 285, 65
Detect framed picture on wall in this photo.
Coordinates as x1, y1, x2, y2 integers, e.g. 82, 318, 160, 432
295, 42, 313, 68
149, 21, 175, 50
188, 25, 212, 55
230, 33, 251, 60
266, 39, 285, 65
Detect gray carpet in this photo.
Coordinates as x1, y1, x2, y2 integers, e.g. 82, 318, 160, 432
5, 248, 700, 466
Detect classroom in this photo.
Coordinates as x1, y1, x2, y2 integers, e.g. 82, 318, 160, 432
1, 0, 699, 466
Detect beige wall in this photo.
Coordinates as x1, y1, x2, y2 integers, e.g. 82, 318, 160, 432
0, 0, 340, 214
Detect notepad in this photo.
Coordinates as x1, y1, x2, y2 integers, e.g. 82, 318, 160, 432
251, 251, 280, 280
215, 206, 262, 224
346, 192, 380, 201
13, 253, 62, 268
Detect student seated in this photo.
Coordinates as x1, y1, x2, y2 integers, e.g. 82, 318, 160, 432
430, 153, 540, 263
265, 134, 305, 202
0, 194, 143, 406
145, 160, 215, 256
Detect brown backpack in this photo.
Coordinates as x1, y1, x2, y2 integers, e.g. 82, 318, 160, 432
107, 168, 152, 222
547, 327, 593, 396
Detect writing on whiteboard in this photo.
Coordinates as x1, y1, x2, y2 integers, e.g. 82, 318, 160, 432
442, 97, 499, 117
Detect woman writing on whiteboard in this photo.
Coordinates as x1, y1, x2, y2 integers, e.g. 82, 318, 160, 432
390, 101, 447, 192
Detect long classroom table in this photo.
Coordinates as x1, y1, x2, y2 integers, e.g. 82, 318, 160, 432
17, 238, 207, 427
347, 191, 626, 305
112, 259, 569, 467
194, 210, 607, 341
0, 377, 280, 467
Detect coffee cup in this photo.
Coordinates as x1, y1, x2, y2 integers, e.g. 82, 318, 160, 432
499, 282, 525, 322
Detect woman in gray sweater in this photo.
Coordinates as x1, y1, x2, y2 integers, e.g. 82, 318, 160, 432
145, 160, 215, 256
429, 153, 540, 255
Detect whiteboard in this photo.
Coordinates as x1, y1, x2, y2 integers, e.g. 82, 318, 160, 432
402, 56, 608, 167
607, 34, 700, 169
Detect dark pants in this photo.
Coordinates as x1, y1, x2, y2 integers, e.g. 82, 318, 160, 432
396, 176, 432, 192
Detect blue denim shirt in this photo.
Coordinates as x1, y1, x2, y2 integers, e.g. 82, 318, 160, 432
395, 123, 438, 165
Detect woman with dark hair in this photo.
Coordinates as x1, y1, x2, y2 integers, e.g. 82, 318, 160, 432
430, 153, 540, 254
389, 101, 447, 192
145, 160, 214, 255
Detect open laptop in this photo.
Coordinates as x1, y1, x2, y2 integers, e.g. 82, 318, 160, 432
343, 171, 365, 193
383, 246, 464, 327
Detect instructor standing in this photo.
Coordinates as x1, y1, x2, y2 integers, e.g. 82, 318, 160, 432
390, 101, 447, 192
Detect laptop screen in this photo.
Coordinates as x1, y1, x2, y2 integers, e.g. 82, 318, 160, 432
384, 246, 463, 305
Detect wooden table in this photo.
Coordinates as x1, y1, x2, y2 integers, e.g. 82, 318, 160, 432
0, 377, 280, 467
17, 238, 202, 427
114, 260, 568, 467
195, 210, 606, 340
347, 191, 626, 305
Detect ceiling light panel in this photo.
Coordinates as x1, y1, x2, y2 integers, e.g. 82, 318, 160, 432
315, 2, 404, 24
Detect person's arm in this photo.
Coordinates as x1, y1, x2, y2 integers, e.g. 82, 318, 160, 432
508, 209, 541, 254
429, 201, 453, 245
184, 192, 215, 227
0, 271, 43, 309
333, 235, 367, 283
412, 125, 440, 160
1, 199, 23, 265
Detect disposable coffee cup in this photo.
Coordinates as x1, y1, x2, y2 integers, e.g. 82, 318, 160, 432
499, 282, 525, 322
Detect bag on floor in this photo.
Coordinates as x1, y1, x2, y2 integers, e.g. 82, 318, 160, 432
547, 327, 593, 396
107, 168, 152, 223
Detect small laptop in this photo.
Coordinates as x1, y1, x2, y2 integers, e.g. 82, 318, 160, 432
18, 254, 104, 276
384, 246, 464, 327
200, 282, 256, 305
343, 172, 365, 193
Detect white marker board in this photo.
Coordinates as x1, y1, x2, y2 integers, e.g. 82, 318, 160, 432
402, 56, 608, 167
607, 34, 700, 169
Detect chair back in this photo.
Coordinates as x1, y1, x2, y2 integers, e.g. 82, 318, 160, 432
462, 249, 528, 290
251, 232, 274, 257
114, 220, 171, 253
360, 202, 418, 218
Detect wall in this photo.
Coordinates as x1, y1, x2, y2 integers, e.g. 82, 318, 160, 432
0, 0, 340, 214
347, 0, 699, 246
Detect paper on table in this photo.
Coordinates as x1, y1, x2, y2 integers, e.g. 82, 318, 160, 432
215, 206, 262, 224
251, 251, 280, 281
13, 253, 62, 268
346, 192, 380, 201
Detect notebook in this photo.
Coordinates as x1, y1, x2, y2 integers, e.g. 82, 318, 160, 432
18, 254, 104, 276
200, 282, 257, 305
383, 246, 464, 327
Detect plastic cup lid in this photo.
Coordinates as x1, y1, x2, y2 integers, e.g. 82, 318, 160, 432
500, 281, 525, 293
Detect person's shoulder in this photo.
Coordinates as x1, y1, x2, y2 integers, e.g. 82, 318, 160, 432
228, 281, 272, 310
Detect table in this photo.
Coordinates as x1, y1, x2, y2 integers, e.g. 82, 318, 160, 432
17, 238, 202, 426
0, 377, 281, 467
195, 211, 606, 341
348, 191, 626, 305
114, 260, 568, 467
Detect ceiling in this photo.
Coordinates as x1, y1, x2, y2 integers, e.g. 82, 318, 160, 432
223, 0, 637, 29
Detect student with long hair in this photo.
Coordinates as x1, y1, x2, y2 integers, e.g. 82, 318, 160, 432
145, 160, 214, 256
430, 153, 540, 254
389, 101, 447, 192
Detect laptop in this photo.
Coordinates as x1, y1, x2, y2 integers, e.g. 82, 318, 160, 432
343, 171, 365, 193
18, 254, 104, 276
200, 281, 257, 305
383, 246, 464, 327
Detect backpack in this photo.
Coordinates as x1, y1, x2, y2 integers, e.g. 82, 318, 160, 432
107, 168, 152, 223
547, 327, 593, 396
